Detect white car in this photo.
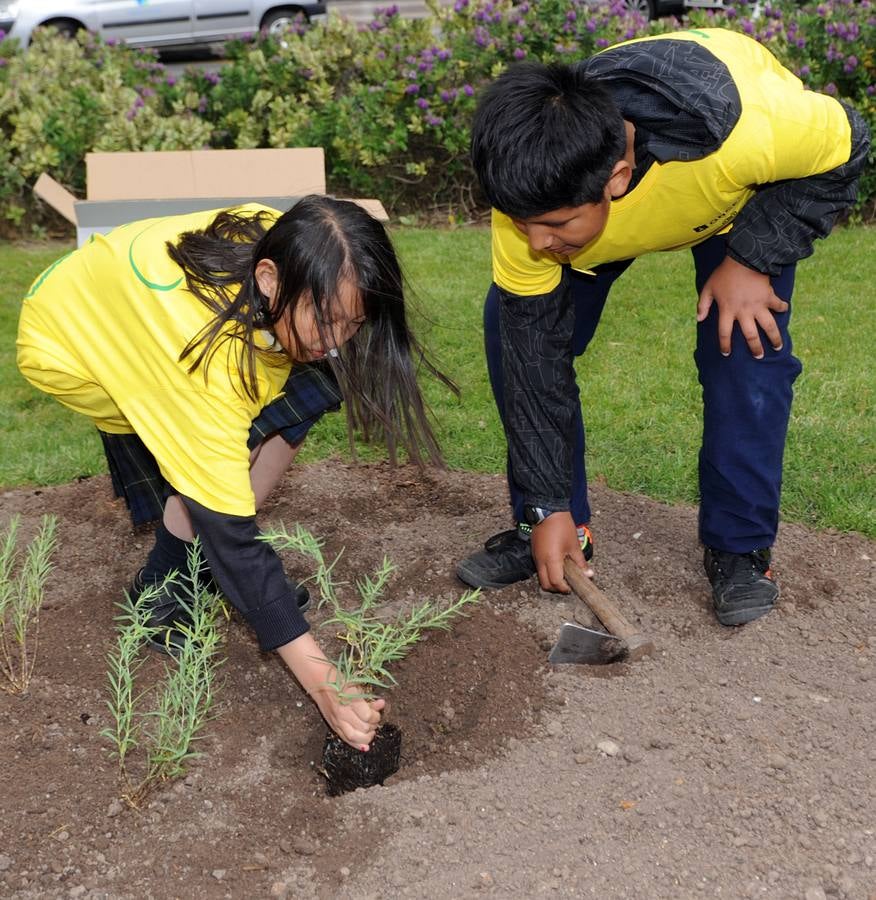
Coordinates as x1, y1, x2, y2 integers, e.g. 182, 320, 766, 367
0, 0, 327, 48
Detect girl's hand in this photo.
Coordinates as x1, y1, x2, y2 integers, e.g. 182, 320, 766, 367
276, 632, 384, 751
696, 256, 787, 359
309, 685, 385, 752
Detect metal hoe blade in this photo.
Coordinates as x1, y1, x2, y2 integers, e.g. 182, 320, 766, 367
548, 622, 629, 665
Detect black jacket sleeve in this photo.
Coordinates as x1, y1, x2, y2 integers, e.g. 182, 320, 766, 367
726, 103, 871, 276
497, 271, 578, 511
180, 496, 309, 652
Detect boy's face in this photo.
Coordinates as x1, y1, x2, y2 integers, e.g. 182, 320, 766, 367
511, 198, 611, 257
510, 158, 633, 257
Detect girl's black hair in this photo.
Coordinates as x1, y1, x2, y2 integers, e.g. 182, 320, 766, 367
167, 195, 455, 466
471, 61, 627, 218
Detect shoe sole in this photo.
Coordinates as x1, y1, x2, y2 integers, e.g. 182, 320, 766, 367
455, 561, 534, 591
714, 600, 776, 627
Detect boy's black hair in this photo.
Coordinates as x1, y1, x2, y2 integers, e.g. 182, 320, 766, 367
471, 62, 627, 219
167, 196, 456, 467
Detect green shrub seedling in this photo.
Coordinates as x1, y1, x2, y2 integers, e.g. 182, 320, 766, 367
101, 540, 227, 808
260, 522, 482, 702
0, 514, 58, 694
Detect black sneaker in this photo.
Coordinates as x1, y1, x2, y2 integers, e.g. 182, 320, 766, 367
704, 547, 778, 626
456, 528, 536, 589
456, 523, 595, 590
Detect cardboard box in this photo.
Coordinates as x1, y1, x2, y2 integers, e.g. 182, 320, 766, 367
34, 148, 387, 246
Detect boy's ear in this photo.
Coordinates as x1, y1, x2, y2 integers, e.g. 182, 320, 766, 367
605, 160, 633, 199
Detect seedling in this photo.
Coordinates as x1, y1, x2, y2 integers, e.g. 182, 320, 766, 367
0, 514, 58, 694
101, 541, 226, 807
260, 522, 481, 794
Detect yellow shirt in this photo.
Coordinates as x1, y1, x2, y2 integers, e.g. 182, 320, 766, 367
17, 204, 291, 517
492, 29, 853, 295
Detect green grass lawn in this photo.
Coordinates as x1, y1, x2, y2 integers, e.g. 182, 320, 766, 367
2, 227, 873, 538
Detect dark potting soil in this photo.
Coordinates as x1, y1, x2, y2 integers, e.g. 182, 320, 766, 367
322, 724, 402, 796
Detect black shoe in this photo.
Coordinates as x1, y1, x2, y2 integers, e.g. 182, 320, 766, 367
704, 547, 778, 626
456, 528, 536, 589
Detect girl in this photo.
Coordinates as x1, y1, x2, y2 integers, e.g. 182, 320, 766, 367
17, 195, 450, 751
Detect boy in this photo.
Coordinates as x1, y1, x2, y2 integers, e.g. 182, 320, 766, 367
456, 28, 869, 625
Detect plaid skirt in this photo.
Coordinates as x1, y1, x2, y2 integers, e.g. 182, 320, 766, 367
100, 362, 342, 527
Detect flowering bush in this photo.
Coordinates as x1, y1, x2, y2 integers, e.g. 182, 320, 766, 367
0, 0, 872, 231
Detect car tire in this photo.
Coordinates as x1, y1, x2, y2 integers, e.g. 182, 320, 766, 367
40, 18, 83, 39
262, 7, 309, 32
619, 0, 657, 16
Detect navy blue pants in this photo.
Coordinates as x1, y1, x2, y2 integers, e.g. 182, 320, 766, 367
484, 233, 801, 553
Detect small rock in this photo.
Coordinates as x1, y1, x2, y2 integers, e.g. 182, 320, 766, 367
596, 740, 620, 757
54, 831, 70, 842
804, 887, 828, 900
106, 799, 124, 819
68, 887, 86, 898
546, 720, 563, 737
269, 882, 288, 898
476, 871, 495, 889
339, 867, 350, 879
211, 869, 226, 881
291, 837, 319, 856
0, 856, 12, 871
573, 753, 588, 765
623, 747, 645, 764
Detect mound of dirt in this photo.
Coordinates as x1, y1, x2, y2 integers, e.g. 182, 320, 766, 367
0, 461, 873, 899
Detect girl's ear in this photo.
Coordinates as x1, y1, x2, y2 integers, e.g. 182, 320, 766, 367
606, 159, 633, 200
254, 258, 279, 308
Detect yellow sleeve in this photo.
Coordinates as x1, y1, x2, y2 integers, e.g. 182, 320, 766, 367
491, 209, 563, 296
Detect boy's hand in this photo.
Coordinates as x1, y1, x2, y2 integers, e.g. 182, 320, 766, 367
531, 511, 593, 592
696, 256, 787, 359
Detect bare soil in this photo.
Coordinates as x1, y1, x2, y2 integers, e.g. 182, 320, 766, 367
0, 461, 874, 900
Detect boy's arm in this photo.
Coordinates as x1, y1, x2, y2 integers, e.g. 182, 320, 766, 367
726, 103, 870, 276
494, 274, 577, 516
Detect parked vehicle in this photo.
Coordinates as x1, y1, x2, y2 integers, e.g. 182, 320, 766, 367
0, 1, 327, 49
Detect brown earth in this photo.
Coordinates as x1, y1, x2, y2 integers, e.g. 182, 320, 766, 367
0, 461, 874, 900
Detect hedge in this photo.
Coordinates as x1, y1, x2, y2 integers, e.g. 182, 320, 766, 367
0, 0, 873, 231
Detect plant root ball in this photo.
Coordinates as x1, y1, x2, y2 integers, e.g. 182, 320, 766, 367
322, 723, 402, 796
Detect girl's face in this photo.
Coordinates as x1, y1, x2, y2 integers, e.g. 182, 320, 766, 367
255, 260, 366, 363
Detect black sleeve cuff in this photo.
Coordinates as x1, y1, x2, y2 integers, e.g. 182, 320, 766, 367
247, 596, 311, 653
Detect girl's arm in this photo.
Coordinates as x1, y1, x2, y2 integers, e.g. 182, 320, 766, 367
179, 497, 383, 749
276, 633, 384, 751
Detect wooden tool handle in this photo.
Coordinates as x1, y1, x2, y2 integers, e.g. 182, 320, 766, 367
563, 559, 639, 640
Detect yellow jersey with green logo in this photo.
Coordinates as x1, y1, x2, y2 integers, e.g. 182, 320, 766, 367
17, 204, 290, 517
492, 29, 853, 296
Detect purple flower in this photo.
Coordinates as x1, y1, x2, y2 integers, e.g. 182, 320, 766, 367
513, 47, 526, 59
437, 48, 450, 61
166, 75, 177, 87
799, 64, 810, 77
596, 37, 609, 48
585, 19, 597, 32
440, 88, 457, 102
453, 0, 469, 10
426, 114, 444, 126
843, 55, 858, 73
824, 82, 837, 95
376, 49, 385, 60
405, 83, 420, 94
416, 97, 429, 109
867, 84, 876, 96
205, 71, 220, 85
462, 83, 474, 97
